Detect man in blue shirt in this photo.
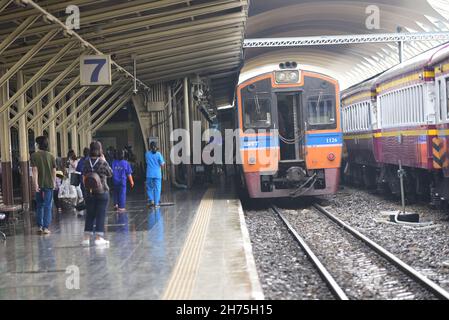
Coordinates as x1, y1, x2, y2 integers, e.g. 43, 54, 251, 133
145, 141, 165, 208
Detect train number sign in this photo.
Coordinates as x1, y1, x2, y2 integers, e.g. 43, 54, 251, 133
80, 55, 112, 86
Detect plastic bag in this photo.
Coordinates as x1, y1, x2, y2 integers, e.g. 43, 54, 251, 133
70, 172, 81, 187
58, 178, 77, 198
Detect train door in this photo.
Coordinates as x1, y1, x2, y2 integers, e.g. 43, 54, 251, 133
276, 92, 304, 161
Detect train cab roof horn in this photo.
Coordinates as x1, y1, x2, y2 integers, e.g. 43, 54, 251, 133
279, 61, 298, 69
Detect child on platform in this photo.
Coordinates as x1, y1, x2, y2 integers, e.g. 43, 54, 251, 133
54, 171, 64, 213
112, 149, 134, 211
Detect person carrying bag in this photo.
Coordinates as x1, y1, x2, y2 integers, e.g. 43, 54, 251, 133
81, 141, 112, 247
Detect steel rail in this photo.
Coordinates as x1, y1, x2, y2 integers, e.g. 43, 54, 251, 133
271, 205, 349, 300
312, 203, 449, 300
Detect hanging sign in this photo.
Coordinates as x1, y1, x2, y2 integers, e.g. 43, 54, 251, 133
80, 55, 112, 86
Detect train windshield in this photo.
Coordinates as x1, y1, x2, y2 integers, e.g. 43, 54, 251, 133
243, 95, 272, 129
307, 94, 336, 127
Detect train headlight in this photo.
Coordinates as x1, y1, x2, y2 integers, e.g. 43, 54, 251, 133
249, 156, 256, 165
327, 153, 336, 161
287, 71, 298, 82
276, 72, 287, 82
275, 70, 300, 84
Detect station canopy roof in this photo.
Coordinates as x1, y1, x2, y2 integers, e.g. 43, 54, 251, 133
243, 0, 449, 89
0, 0, 248, 106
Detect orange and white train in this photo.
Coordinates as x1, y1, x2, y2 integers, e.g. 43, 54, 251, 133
235, 62, 343, 198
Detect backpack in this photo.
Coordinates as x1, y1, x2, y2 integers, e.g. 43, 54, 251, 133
84, 158, 104, 194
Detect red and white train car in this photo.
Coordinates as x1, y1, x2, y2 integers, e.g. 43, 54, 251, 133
342, 42, 449, 206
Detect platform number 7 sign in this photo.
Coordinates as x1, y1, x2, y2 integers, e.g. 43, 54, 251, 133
80, 55, 112, 86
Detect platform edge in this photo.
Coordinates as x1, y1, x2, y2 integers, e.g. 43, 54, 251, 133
236, 199, 265, 300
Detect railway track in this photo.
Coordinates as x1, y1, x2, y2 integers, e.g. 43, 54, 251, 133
271, 204, 449, 300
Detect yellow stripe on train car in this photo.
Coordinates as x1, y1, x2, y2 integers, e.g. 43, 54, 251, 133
344, 129, 440, 140
377, 71, 435, 93
433, 137, 444, 169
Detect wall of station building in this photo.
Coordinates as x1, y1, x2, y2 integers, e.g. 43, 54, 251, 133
94, 114, 147, 182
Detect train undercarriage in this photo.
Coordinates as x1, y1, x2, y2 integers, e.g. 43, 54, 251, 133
343, 162, 449, 209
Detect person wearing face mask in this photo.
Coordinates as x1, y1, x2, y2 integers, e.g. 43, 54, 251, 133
30, 136, 56, 234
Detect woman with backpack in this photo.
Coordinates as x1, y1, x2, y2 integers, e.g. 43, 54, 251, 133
81, 141, 112, 246
112, 149, 134, 211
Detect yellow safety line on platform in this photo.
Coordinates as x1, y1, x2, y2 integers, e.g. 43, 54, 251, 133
161, 188, 215, 300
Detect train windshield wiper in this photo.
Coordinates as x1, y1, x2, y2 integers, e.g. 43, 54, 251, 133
254, 94, 261, 114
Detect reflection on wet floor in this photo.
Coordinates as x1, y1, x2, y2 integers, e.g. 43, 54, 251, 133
0, 187, 206, 299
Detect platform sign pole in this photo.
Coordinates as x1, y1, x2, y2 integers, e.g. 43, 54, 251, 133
133, 57, 137, 94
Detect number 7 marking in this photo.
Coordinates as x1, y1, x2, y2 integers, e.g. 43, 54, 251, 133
84, 59, 107, 83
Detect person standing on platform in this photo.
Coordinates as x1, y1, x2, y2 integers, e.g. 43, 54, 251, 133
75, 147, 89, 214
112, 149, 134, 211
76, 148, 90, 196
145, 141, 165, 208
54, 170, 64, 213
82, 141, 112, 247
31, 136, 56, 234
67, 150, 84, 206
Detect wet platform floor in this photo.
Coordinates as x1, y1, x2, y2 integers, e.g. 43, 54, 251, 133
0, 181, 262, 300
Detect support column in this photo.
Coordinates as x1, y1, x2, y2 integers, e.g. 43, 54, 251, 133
87, 105, 92, 146
71, 124, 78, 155
17, 71, 30, 209
47, 87, 57, 156
168, 85, 185, 188
69, 91, 79, 155
86, 129, 92, 146
183, 77, 192, 188
33, 81, 43, 136
80, 102, 88, 150
0, 67, 13, 205
85, 114, 92, 146
79, 127, 85, 153
60, 95, 69, 159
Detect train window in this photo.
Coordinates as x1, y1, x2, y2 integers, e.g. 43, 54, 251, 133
412, 87, 417, 123
407, 89, 411, 123
419, 86, 425, 122
349, 106, 352, 131
402, 90, 405, 123
438, 80, 443, 121
307, 94, 336, 127
396, 92, 400, 124
243, 95, 272, 129
446, 78, 449, 120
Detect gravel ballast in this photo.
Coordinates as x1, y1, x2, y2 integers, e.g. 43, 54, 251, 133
244, 209, 334, 300
319, 187, 449, 291
283, 207, 436, 299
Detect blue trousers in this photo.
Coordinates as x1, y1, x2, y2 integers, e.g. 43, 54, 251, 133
113, 183, 127, 209
146, 178, 162, 205
35, 188, 53, 229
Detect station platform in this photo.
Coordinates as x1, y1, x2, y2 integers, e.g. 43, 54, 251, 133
0, 181, 263, 300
